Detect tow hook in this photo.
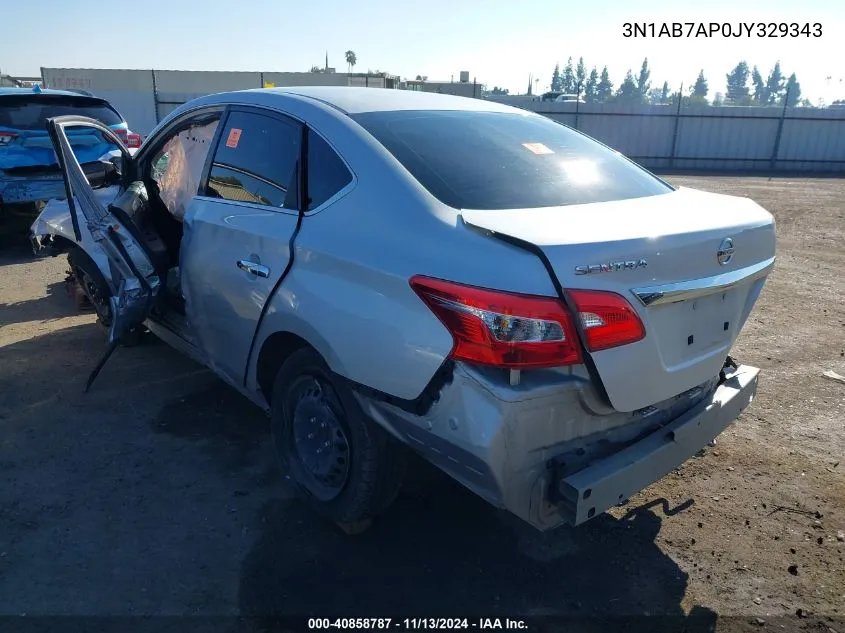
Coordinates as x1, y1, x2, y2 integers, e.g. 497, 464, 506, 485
719, 355, 739, 383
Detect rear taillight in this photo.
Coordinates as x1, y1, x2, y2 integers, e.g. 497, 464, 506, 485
568, 289, 645, 351
126, 132, 141, 148
410, 276, 582, 369
0, 131, 17, 147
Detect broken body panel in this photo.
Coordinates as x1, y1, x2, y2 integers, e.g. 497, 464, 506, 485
44, 116, 160, 347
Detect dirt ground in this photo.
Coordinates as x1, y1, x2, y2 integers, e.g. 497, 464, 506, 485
0, 176, 843, 630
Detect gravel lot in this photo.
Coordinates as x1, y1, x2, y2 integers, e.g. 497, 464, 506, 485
1, 176, 843, 630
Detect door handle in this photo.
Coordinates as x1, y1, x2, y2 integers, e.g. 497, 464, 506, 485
237, 259, 270, 278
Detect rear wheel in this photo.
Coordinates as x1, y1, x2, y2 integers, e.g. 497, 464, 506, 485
270, 347, 405, 530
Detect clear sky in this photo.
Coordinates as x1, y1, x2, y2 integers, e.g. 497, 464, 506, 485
2, 0, 843, 103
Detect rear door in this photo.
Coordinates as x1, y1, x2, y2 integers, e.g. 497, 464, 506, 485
46, 115, 161, 344
180, 107, 305, 386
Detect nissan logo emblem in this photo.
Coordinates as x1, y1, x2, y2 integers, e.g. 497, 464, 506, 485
717, 238, 735, 266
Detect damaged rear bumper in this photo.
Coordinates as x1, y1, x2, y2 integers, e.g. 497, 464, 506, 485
357, 361, 759, 531
556, 363, 758, 525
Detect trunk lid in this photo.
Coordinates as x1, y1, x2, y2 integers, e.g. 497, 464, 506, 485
461, 187, 776, 412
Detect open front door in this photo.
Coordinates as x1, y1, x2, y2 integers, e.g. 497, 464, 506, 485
46, 115, 162, 349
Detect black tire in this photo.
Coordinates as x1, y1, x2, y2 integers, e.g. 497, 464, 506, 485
68, 246, 113, 328
67, 246, 145, 346
270, 347, 406, 527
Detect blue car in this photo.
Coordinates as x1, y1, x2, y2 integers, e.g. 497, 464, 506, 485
0, 86, 136, 214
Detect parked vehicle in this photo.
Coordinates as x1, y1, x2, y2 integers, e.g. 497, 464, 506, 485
553, 93, 586, 103
540, 91, 586, 103
30, 87, 775, 532
0, 86, 139, 224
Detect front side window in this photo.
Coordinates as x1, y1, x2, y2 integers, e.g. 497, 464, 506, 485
206, 110, 301, 210
351, 110, 673, 210
149, 114, 221, 221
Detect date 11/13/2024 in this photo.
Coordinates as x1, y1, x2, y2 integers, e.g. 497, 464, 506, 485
307, 618, 528, 630
623, 22, 823, 38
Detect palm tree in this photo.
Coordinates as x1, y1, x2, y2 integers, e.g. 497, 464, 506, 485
345, 50, 357, 73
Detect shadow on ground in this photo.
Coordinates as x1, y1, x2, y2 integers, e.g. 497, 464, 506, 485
237, 454, 716, 624
1, 321, 717, 627
0, 278, 79, 327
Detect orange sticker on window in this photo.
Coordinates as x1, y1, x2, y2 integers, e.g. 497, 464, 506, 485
225, 128, 242, 148
522, 142, 554, 155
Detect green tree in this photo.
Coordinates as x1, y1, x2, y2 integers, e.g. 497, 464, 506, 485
584, 67, 599, 102
614, 70, 642, 104
713, 92, 724, 106
562, 57, 576, 93
783, 73, 801, 106
596, 66, 613, 102
636, 58, 651, 97
551, 63, 562, 92
345, 50, 357, 73
751, 66, 765, 104
725, 61, 751, 104
646, 87, 664, 105
692, 69, 708, 98
765, 62, 785, 105
647, 81, 670, 105
575, 57, 587, 94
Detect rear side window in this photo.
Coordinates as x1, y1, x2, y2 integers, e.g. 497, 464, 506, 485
207, 110, 301, 210
0, 95, 123, 129
351, 110, 672, 210
306, 131, 352, 210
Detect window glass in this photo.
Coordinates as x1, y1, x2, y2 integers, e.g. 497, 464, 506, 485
207, 165, 287, 207
210, 111, 301, 210
0, 95, 123, 129
306, 131, 352, 210
149, 116, 220, 221
351, 110, 672, 210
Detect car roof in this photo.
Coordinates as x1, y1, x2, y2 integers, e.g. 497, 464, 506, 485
0, 87, 101, 98
216, 86, 522, 115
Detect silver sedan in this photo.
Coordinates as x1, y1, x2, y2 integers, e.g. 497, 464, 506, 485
31, 87, 775, 531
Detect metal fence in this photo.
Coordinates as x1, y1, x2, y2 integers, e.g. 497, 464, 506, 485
490, 97, 845, 173
41, 68, 845, 173
41, 68, 394, 136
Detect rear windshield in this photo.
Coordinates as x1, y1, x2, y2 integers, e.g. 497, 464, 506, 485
0, 96, 123, 130
351, 110, 672, 210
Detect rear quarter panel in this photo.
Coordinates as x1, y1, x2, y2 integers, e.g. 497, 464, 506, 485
245, 104, 559, 401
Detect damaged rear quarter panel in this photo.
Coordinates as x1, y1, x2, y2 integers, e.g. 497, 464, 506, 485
245, 107, 559, 402
245, 199, 558, 401
355, 361, 720, 529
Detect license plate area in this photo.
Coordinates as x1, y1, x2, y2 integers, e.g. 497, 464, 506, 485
649, 287, 745, 368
